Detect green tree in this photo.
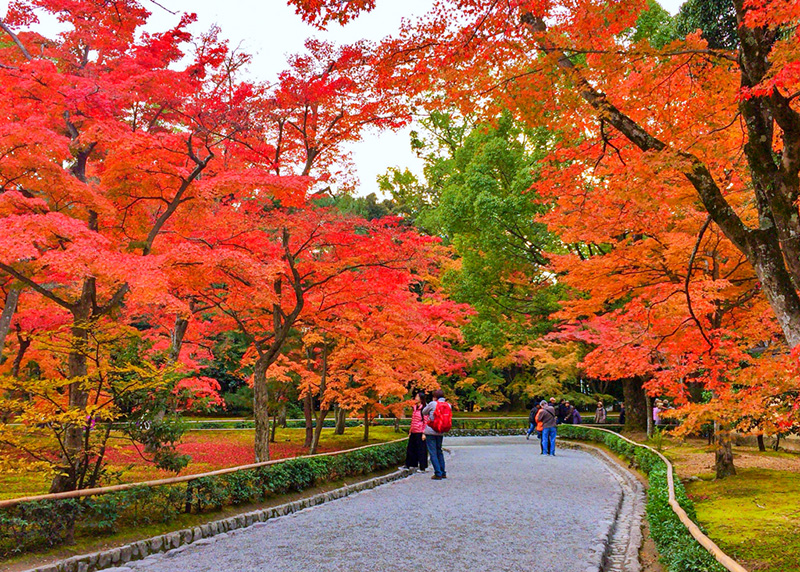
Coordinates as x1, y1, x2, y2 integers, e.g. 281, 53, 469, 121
383, 111, 566, 408
629, 0, 677, 49
334, 193, 397, 221
675, 0, 739, 50
430, 112, 563, 351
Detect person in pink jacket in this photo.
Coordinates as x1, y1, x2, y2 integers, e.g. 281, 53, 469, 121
404, 392, 429, 471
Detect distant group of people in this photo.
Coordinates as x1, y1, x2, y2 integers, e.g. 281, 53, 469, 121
525, 398, 613, 455
404, 393, 625, 471
404, 389, 453, 480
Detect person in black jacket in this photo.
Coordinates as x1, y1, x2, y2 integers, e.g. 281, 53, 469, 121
526, 403, 540, 440
557, 399, 569, 424
562, 401, 574, 424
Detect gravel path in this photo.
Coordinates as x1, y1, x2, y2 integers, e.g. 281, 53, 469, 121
126, 436, 623, 572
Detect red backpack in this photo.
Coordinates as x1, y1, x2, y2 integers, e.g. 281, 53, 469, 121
429, 401, 453, 433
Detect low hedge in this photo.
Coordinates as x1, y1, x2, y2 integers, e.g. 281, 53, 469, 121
557, 425, 725, 572
0, 439, 406, 557
447, 425, 624, 437
190, 419, 365, 430
190, 418, 623, 432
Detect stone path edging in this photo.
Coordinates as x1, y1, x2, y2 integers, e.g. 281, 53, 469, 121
25, 468, 413, 572
571, 427, 749, 572
560, 440, 645, 572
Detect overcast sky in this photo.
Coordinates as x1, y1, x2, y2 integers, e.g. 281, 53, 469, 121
1, 0, 686, 197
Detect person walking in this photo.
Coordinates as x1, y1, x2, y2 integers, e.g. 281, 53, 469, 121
404, 392, 428, 471
536, 406, 545, 454
536, 400, 558, 456
571, 406, 582, 425
562, 401, 574, 425
526, 403, 540, 440
557, 399, 569, 424
653, 400, 662, 426
594, 401, 607, 424
423, 389, 452, 480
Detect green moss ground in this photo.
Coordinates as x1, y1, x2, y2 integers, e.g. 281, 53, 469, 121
685, 468, 800, 572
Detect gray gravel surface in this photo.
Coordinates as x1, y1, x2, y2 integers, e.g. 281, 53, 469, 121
127, 436, 622, 572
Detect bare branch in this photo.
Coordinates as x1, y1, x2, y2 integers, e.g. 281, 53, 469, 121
0, 263, 73, 310
0, 18, 32, 61
685, 216, 714, 348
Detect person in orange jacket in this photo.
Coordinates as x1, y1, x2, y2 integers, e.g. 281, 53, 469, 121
535, 409, 545, 453
536, 400, 558, 456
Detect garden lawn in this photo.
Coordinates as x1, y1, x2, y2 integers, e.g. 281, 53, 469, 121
0, 426, 400, 500
685, 468, 800, 572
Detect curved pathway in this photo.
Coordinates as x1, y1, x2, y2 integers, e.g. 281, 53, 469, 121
124, 436, 627, 572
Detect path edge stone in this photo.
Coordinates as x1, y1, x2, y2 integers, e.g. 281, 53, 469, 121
25, 468, 413, 572
560, 440, 646, 572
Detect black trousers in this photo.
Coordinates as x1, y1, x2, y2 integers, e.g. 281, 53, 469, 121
405, 432, 428, 469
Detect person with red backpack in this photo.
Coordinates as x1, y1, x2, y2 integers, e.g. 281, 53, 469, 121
422, 389, 452, 480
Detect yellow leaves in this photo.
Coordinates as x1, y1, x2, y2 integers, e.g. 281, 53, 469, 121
528, 341, 582, 381
465, 345, 489, 362
456, 376, 477, 389
301, 330, 325, 346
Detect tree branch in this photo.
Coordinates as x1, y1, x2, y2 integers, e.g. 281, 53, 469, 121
521, 13, 753, 258
0, 19, 32, 61
685, 216, 714, 348
0, 264, 73, 310
96, 284, 130, 316
142, 138, 213, 255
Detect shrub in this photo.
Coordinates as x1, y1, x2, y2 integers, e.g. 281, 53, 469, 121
0, 439, 406, 557
558, 425, 725, 572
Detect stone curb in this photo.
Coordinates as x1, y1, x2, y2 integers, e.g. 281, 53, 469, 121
564, 442, 620, 572
561, 440, 646, 572
26, 468, 413, 572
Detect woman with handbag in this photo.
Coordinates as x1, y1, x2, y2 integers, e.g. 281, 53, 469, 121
404, 392, 429, 471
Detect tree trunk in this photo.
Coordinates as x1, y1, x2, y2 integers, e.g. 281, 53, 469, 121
279, 404, 287, 428
622, 377, 647, 431
143, 313, 192, 453
756, 433, 766, 452
50, 291, 93, 493
363, 405, 370, 442
749, 240, 800, 347
0, 284, 21, 355
334, 405, 346, 435
303, 393, 313, 448
714, 423, 736, 479
310, 408, 330, 454
253, 358, 270, 462
645, 394, 654, 438
1, 331, 30, 423
308, 343, 329, 454
10, 331, 30, 379
169, 315, 190, 364
270, 412, 278, 443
